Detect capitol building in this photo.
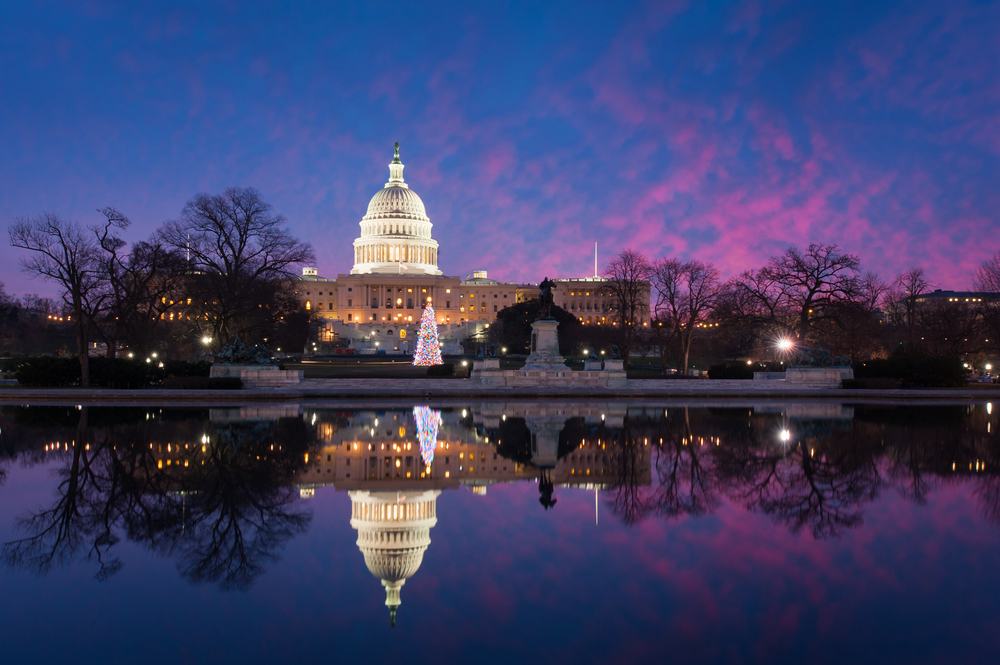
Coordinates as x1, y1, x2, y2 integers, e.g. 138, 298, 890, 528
295, 144, 647, 353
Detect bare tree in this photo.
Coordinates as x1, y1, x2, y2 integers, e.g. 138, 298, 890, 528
159, 187, 315, 345
94, 208, 186, 358
9, 214, 107, 386
603, 249, 650, 365
762, 243, 861, 342
885, 267, 932, 350
651, 258, 722, 375
975, 253, 1000, 356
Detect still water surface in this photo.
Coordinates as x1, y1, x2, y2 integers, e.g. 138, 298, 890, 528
0, 401, 997, 664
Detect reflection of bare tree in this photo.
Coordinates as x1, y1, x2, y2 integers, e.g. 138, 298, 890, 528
606, 409, 720, 526
607, 415, 647, 525
167, 423, 310, 590
717, 424, 882, 539
1, 407, 122, 577
3, 413, 311, 590
974, 475, 1000, 526
648, 408, 719, 521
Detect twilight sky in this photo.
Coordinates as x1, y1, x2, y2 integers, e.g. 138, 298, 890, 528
2, 0, 998, 297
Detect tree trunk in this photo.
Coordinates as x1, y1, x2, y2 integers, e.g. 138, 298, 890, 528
681, 328, 693, 375
77, 322, 90, 387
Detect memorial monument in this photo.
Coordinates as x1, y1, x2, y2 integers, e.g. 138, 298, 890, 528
470, 280, 627, 388
209, 334, 303, 387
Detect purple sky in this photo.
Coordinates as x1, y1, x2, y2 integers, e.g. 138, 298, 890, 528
2, 1, 998, 298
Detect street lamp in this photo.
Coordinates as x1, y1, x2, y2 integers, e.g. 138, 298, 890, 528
777, 339, 793, 351
202, 336, 212, 345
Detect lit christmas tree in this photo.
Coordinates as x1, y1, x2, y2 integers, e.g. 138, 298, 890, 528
412, 304, 443, 366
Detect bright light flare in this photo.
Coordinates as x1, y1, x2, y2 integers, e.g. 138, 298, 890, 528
777, 339, 794, 351
779, 429, 791, 443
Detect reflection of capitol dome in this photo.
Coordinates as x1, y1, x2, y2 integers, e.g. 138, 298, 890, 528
349, 489, 440, 627
351, 143, 441, 276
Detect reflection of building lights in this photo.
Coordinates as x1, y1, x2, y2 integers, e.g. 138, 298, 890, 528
989, 403, 993, 415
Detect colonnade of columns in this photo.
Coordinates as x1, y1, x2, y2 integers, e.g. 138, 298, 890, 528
355, 243, 437, 266
364, 221, 429, 237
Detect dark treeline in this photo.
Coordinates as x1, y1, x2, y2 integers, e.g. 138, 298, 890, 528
599, 244, 1000, 374
591, 406, 999, 537
0, 406, 313, 589
8, 188, 315, 386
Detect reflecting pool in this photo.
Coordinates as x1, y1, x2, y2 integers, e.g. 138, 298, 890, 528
1, 401, 999, 663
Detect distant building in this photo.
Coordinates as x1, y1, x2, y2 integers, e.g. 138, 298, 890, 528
912, 290, 999, 305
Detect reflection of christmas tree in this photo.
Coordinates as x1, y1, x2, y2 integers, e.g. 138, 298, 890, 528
412, 304, 443, 366
413, 406, 442, 466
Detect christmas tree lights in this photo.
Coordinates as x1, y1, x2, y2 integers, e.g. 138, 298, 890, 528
412, 304, 443, 366
413, 406, 442, 467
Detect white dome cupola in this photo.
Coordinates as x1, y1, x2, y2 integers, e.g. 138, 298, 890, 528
351, 143, 441, 276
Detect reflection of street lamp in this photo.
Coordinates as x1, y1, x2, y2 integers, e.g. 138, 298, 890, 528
988, 364, 994, 371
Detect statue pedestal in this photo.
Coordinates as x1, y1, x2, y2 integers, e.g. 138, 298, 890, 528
473, 358, 500, 371
470, 319, 628, 389
522, 319, 567, 370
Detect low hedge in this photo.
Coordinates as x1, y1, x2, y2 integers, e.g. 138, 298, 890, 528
12, 356, 217, 388
853, 355, 966, 388
708, 363, 754, 379
426, 363, 455, 377
708, 361, 786, 380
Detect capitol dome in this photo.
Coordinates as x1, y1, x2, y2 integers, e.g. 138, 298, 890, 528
350, 489, 440, 627
351, 143, 441, 276
364, 183, 429, 221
